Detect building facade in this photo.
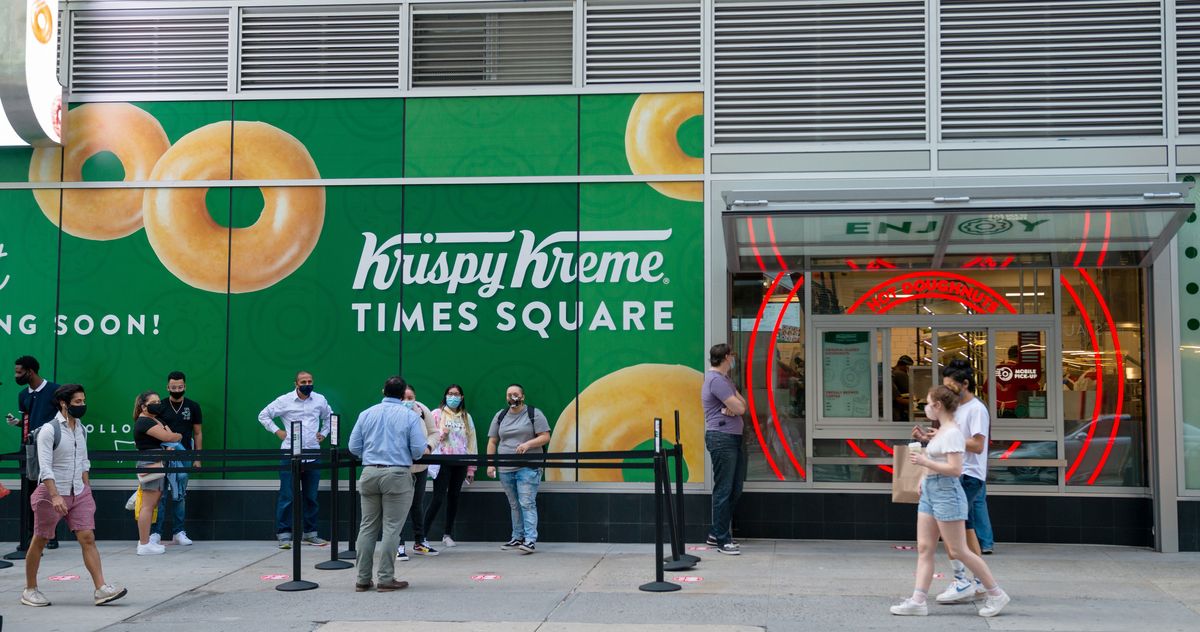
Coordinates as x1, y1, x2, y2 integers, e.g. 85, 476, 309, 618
3, 0, 1200, 552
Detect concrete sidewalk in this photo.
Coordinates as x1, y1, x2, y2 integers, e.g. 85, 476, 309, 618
0, 539, 1197, 632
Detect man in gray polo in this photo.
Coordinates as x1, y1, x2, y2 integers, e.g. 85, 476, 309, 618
348, 376, 429, 593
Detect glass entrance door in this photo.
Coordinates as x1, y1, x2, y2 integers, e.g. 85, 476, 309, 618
812, 319, 1060, 487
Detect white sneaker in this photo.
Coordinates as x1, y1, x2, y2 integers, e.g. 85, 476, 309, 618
173, 531, 193, 546
136, 542, 166, 556
147, 533, 161, 546
94, 583, 127, 605
890, 598, 928, 616
978, 590, 1010, 617
936, 579, 977, 604
20, 588, 50, 607
442, 535, 457, 548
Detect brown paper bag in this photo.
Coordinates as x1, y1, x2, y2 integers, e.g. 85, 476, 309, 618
891, 445, 925, 504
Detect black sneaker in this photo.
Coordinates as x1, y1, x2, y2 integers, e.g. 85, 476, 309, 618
396, 545, 409, 561
412, 542, 439, 556
518, 541, 536, 554
705, 535, 739, 547
717, 543, 741, 556
501, 539, 522, 551
46, 538, 59, 550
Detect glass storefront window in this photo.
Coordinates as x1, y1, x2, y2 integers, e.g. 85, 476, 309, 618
811, 269, 1055, 316
1060, 268, 1147, 487
732, 273, 807, 481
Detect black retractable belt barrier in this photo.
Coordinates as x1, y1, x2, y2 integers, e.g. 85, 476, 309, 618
3, 454, 30, 561
316, 444, 352, 570
315, 413, 352, 571
338, 453, 359, 561
277, 422, 318, 592
639, 417, 680, 593
666, 409, 699, 569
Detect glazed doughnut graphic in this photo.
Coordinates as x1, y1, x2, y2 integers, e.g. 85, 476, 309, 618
31, 1, 53, 44
625, 93, 703, 202
547, 364, 704, 482
143, 121, 324, 294
29, 103, 170, 241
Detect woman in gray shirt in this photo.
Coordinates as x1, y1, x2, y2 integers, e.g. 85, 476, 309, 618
486, 383, 550, 554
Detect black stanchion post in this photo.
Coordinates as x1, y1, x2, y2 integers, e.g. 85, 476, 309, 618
661, 453, 693, 571
317, 414, 352, 571
639, 417, 679, 593
278, 422, 318, 592
673, 409, 699, 566
4, 447, 30, 561
338, 449, 358, 561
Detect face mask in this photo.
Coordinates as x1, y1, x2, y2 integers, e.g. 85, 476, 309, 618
729, 356, 737, 370
924, 404, 935, 420
14, 374, 29, 386
68, 404, 87, 419
169, 390, 185, 400
298, 385, 314, 396
508, 395, 522, 408
146, 402, 167, 416
401, 400, 416, 410
446, 395, 463, 409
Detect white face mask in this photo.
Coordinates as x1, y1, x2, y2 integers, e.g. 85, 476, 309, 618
729, 355, 737, 370
924, 403, 936, 420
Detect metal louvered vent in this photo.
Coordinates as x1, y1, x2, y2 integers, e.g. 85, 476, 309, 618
69, 9, 230, 93
713, 0, 927, 144
940, 0, 1164, 139
584, 1, 701, 85
411, 5, 573, 87
1178, 2, 1200, 134
239, 6, 401, 91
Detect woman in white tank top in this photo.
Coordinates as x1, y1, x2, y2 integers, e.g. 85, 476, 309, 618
890, 385, 1010, 618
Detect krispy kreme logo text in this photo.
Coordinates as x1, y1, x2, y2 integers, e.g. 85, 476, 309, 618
351, 229, 675, 338
865, 277, 1001, 315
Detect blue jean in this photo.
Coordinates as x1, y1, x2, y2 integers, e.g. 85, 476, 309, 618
151, 479, 187, 537
961, 474, 994, 549
498, 467, 540, 543
277, 462, 321, 537
706, 430, 746, 545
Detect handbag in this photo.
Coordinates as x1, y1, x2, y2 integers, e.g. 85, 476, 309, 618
891, 445, 926, 504
137, 462, 165, 485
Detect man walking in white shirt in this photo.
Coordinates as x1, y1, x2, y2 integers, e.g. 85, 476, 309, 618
259, 371, 332, 549
21, 384, 126, 607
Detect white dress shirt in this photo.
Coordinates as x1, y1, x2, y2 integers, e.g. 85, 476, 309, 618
258, 390, 332, 452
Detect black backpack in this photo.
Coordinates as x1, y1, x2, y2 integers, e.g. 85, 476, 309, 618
493, 406, 547, 454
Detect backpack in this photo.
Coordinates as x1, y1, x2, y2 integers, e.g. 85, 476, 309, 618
25, 419, 86, 481
493, 406, 547, 454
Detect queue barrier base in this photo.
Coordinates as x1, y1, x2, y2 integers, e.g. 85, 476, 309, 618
638, 581, 681, 593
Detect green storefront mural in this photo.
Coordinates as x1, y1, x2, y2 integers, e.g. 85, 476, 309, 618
0, 93, 707, 482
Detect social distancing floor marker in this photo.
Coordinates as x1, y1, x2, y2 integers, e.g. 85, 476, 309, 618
261, 574, 290, 581
687, 546, 710, 551
471, 574, 501, 581
673, 576, 703, 583
893, 545, 914, 550
49, 575, 79, 581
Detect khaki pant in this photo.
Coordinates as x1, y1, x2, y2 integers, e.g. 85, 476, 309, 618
355, 466, 414, 585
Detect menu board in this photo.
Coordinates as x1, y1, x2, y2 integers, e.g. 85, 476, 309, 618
822, 331, 872, 418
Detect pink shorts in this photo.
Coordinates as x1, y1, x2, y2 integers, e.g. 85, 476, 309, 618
31, 483, 96, 538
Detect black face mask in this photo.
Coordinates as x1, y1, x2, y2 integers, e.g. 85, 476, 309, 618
15, 374, 29, 386
508, 396, 522, 408
169, 390, 185, 401
146, 402, 168, 417
68, 404, 87, 419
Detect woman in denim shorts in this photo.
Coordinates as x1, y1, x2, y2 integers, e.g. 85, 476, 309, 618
891, 386, 1010, 618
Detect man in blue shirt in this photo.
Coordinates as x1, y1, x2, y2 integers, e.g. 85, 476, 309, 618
348, 376, 429, 593
7, 356, 61, 552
